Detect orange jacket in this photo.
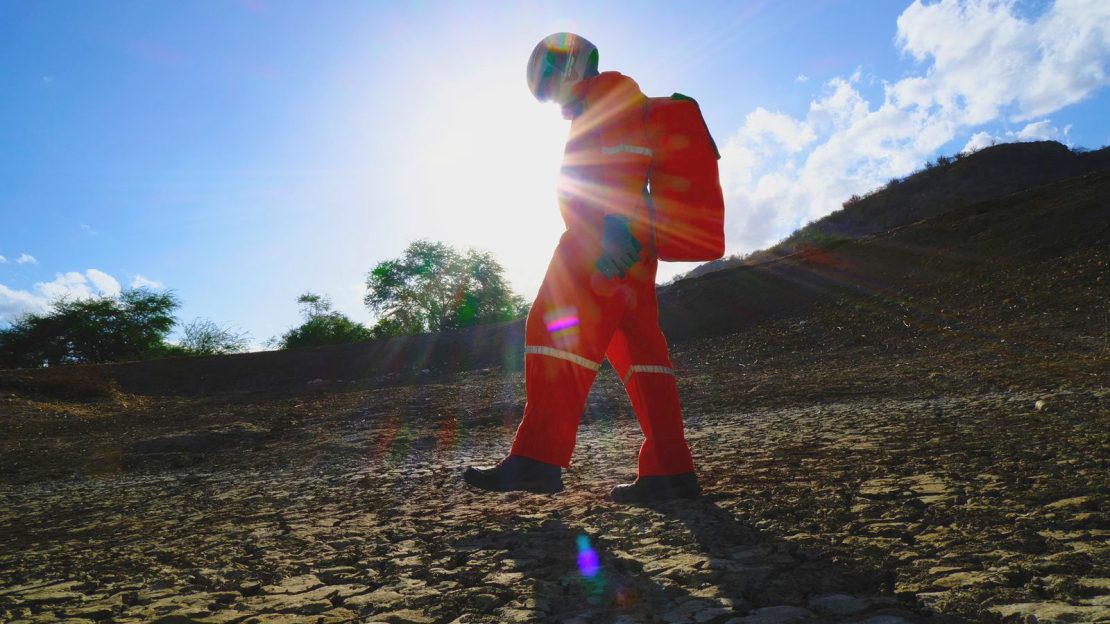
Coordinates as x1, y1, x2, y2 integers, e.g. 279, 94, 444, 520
558, 72, 653, 250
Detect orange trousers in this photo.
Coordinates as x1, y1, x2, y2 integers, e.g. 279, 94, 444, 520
510, 232, 695, 476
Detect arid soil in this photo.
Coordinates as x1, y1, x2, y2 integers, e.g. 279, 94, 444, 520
2, 241, 1107, 623
1, 161, 1108, 623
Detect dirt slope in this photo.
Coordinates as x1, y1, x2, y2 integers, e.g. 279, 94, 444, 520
681, 141, 1110, 279
0, 162, 1107, 623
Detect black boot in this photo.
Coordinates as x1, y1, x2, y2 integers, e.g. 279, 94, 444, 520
609, 472, 701, 503
463, 455, 564, 494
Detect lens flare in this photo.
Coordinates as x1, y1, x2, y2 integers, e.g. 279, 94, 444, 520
544, 307, 580, 333
436, 411, 458, 452
544, 306, 581, 349
370, 413, 400, 463
576, 534, 600, 578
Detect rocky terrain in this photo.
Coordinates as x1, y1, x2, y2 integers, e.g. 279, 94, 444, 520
1, 146, 1107, 623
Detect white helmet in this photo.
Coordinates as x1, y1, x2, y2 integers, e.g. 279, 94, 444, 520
526, 32, 599, 103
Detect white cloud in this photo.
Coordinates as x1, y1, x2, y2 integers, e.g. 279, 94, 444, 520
16, 254, 38, 265
962, 131, 999, 153
0, 269, 130, 325
897, 0, 1110, 122
1015, 119, 1069, 141
0, 255, 6, 264
742, 108, 817, 154
130, 275, 164, 289
717, 0, 1110, 257
85, 269, 122, 296
796, 74, 809, 83
36, 272, 97, 302
961, 120, 1068, 154
0, 283, 48, 321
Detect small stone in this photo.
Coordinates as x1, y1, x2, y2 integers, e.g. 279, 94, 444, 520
857, 479, 901, 500
264, 574, 323, 594
694, 605, 732, 622
931, 571, 993, 589
663, 599, 716, 623
370, 609, 434, 624
847, 616, 912, 624
807, 593, 869, 616
499, 608, 540, 623
471, 593, 502, 611
1046, 496, 1092, 510
342, 588, 405, 611
1034, 399, 1046, 411
926, 565, 968, 576
1076, 577, 1110, 596
991, 601, 1110, 623
64, 604, 115, 619
737, 605, 815, 623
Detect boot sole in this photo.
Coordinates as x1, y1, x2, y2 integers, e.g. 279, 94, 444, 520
463, 471, 563, 494
610, 487, 701, 504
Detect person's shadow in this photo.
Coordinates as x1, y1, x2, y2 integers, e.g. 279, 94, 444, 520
456, 512, 699, 622
456, 494, 969, 623
652, 493, 971, 622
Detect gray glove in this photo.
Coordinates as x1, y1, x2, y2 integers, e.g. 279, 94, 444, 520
595, 215, 643, 279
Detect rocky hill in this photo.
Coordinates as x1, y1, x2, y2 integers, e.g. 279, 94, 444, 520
680, 141, 1110, 280
658, 162, 1109, 342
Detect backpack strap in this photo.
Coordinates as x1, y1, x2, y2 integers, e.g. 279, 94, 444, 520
641, 99, 658, 258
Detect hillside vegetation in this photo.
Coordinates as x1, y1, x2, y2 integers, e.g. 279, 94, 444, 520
680, 141, 1110, 280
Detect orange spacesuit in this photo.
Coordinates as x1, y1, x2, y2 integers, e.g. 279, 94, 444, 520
465, 33, 706, 501
508, 70, 696, 478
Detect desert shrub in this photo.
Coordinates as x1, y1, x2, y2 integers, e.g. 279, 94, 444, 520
179, 318, 250, 355
0, 289, 179, 368
277, 293, 373, 349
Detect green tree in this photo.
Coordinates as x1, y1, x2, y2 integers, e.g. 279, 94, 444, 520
179, 318, 251, 356
277, 293, 372, 349
364, 240, 528, 336
0, 289, 179, 368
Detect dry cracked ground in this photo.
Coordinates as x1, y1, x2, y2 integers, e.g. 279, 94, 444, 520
1, 254, 1107, 624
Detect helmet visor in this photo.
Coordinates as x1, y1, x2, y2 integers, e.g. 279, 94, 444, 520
532, 49, 571, 102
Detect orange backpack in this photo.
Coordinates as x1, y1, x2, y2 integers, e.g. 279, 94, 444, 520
643, 94, 726, 262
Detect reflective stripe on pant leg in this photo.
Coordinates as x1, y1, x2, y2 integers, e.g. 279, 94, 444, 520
612, 271, 695, 476
512, 346, 602, 467
511, 350, 597, 467
525, 345, 601, 372
622, 364, 675, 385
510, 232, 633, 468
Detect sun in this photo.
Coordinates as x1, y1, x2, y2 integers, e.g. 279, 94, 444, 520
400, 66, 571, 295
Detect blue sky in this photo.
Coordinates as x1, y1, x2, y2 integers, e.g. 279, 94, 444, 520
2, 0, 1108, 348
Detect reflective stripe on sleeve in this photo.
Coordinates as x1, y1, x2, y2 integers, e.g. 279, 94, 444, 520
524, 345, 601, 372
601, 144, 653, 157
623, 364, 675, 385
